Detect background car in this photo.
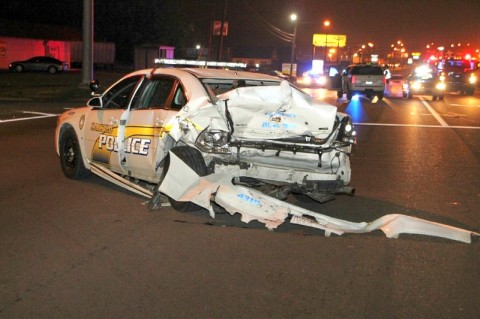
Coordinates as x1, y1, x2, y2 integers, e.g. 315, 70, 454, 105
402, 65, 445, 100
297, 70, 328, 88
337, 64, 386, 100
8, 56, 69, 74
437, 59, 476, 95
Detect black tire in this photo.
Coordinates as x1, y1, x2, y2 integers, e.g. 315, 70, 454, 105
48, 66, 57, 74
59, 128, 90, 179
337, 90, 343, 98
346, 90, 353, 100
377, 92, 384, 100
14, 64, 23, 72
466, 88, 474, 96
432, 95, 438, 101
161, 146, 208, 212
439, 94, 444, 100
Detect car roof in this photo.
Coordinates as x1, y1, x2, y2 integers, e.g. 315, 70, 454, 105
128, 67, 280, 81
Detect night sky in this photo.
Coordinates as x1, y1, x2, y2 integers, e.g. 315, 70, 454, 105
2, 0, 480, 62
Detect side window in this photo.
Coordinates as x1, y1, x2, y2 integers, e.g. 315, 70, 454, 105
103, 75, 142, 109
171, 86, 187, 110
131, 76, 176, 109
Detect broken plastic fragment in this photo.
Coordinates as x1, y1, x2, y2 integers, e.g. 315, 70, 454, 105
158, 151, 479, 243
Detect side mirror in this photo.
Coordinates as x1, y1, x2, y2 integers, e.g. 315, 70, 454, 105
89, 79, 100, 93
87, 96, 103, 108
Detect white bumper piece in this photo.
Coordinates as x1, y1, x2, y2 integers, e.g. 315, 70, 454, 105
159, 152, 478, 243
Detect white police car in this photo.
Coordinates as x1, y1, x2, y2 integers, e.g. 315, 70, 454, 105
55, 66, 355, 210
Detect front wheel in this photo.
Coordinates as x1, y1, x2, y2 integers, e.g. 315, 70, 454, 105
14, 64, 24, 72
160, 146, 207, 212
59, 128, 90, 179
48, 66, 57, 74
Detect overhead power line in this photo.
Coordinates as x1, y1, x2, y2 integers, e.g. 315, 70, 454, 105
242, 0, 294, 43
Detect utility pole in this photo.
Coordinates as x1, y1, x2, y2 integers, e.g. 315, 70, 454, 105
217, 0, 227, 61
82, 0, 94, 85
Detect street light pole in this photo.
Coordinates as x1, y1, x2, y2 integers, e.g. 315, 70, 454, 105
81, 0, 94, 85
323, 20, 330, 64
289, 13, 297, 78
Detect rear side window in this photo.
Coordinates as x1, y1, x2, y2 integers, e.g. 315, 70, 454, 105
351, 66, 384, 76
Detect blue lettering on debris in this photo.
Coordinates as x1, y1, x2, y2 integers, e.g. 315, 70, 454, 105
261, 122, 296, 129
265, 112, 296, 118
237, 193, 261, 206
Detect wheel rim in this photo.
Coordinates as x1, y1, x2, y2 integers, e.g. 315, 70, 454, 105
62, 136, 77, 173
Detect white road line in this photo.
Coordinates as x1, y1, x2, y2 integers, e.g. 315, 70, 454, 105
420, 97, 449, 127
22, 111, 58, 116
0, 111, 58, 123
355, 123, 480, 129
449, 103, 480, 108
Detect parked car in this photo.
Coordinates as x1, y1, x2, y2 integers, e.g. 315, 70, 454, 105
402, 64, 446, 100
337, 64, 386, 100
55, 67, 355, 212
9, 56, 69, 74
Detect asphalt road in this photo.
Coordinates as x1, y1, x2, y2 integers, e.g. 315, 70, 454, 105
0, 75, 479, 318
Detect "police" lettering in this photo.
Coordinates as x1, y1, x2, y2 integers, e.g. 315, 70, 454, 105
98, 135, 151, 156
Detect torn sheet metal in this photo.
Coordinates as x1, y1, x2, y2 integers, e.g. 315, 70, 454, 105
159, 152, 479, 243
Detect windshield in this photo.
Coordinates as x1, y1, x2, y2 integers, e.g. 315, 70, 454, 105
351, 66, 384, 75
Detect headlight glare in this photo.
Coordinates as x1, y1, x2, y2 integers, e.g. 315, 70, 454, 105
411, 81, 422, 90
436, 82, 446, 90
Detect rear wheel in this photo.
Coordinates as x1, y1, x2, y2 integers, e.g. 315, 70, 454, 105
466, 88, 474, 96
432, 95, 438, 101
439, 94, 444, 100
161, 146, 208, 212
377, 92, 384, 100
337, 90, 343, 98
59, 128, 90, 179
48, 66, 57, 74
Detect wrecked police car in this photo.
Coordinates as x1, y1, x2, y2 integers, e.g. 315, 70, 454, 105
55, 67, 355, 204
55, 67, 478, 243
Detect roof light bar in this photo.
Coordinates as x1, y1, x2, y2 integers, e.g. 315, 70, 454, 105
155, 58, 247, 69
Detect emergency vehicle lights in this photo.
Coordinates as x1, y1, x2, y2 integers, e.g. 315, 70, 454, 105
155, 58, 247, 69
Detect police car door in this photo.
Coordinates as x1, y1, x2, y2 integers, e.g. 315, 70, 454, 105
83, 75, 143, 173
117, 75, 186, 183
